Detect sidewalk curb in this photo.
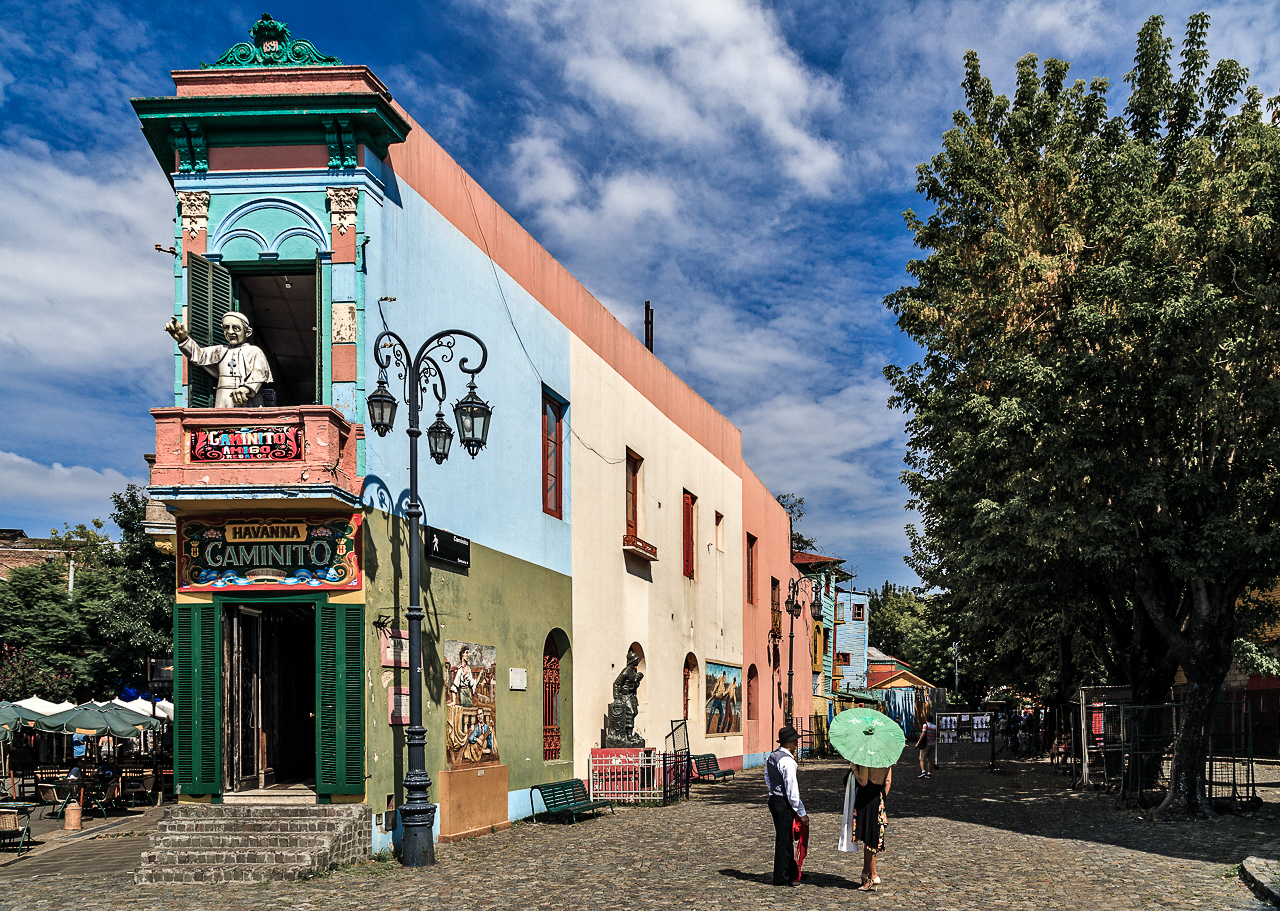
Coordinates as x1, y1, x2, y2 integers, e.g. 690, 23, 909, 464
1242, 855, 1280, 906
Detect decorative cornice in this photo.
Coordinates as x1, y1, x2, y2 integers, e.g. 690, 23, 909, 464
327, 187, 359, 235
203, 14, 341, 69
176, 191, 210, 238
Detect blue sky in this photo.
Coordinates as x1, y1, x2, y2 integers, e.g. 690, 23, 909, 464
2, 1, 1278, 589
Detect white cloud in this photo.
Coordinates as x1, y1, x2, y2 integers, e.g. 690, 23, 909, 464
0, 143, 175, 381
0, 450, 142, 524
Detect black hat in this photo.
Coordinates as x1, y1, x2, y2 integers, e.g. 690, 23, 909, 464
777, 725, 800, 744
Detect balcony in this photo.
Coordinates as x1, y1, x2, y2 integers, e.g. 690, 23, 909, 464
149, 406, 363, 514
622, 534, 658, 561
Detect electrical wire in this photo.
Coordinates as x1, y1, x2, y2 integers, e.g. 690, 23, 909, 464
458, 164, 627, 465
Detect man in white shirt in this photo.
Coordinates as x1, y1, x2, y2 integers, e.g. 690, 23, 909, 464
764, 724, 807, 885
166, 312, 273, 408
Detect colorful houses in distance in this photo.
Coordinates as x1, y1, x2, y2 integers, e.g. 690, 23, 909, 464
134, 16, 822, 859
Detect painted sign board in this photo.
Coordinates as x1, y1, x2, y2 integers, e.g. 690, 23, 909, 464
427, 526, 470, 569
178, 514, 362, 591
188, 425, 304, 462
388, 686, 410, 725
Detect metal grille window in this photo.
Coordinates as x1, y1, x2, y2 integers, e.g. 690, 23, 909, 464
770, 577, 781, 639
543, 637, 561, 761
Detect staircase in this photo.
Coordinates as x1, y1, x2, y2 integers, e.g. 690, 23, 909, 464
135, 804, 371, 884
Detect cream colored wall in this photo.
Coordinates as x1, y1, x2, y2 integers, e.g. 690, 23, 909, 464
569, 335, 745, 774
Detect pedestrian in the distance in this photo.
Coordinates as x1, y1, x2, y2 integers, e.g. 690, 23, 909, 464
765, 725, 808, 886
917, 710, 937, 778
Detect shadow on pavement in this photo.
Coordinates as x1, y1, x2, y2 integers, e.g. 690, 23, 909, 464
688, 757, 1280, 868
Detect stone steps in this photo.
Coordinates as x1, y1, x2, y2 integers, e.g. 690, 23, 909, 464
135, 803, 371, 885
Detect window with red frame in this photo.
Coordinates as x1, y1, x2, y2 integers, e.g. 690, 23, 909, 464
854, 603, 865, 622
682, 491, 696, 578
745, 533, 757, 603
625, 453, 640, 536
543, 394, 563, 518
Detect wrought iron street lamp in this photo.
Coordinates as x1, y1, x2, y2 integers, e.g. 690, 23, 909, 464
366, 325, 491, 868
784, 575, 822, 727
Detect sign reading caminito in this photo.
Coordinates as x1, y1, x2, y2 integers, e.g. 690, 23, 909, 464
427, 526, 470, 569
189, 425, 304, 461
178, 515, 362, 591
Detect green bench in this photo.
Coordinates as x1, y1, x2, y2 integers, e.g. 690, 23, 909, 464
531, 778, 614, 823
692, 753, 735, 782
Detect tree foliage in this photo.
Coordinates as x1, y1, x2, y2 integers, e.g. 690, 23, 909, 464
775, 493, 818, 553
886, 14, 1280, 814
0, 485, 173, 700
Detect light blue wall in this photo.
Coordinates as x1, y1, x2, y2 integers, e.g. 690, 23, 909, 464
362, 181, 572, 576
834, 591, 869, 693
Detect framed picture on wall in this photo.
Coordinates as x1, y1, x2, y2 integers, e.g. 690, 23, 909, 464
704, 662, 743, 737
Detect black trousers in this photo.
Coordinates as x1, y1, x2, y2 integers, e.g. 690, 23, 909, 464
768, 795, 798, 884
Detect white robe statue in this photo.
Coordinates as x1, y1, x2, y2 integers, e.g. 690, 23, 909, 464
166, 312, 273, 408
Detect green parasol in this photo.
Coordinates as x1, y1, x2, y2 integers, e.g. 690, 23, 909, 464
0, 702, 43, 742
829, 706, 906, 768
35, 703, 152, 738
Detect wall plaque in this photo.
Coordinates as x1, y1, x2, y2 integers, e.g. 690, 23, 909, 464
178, 514, 361, 591
380, 628, 409, 668
388, 686, 410, 725
188, 425, 304, 462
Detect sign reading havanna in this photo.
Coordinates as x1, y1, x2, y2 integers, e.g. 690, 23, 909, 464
178, 515, 362, 591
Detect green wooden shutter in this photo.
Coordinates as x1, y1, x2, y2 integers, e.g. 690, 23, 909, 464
316, 600, 364, 794
186, 254, 233, 408
174, 600, 222, 795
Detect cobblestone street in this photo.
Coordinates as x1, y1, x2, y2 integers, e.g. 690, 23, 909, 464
2, 758, 1275, 910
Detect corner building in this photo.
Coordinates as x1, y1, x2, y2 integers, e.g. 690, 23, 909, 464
137, 18, 805, 858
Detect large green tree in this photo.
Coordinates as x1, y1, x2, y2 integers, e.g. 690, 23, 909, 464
0, 485, 173, 700
886, 14, 1280, 815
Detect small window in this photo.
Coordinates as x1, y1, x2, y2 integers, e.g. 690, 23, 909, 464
715, 512, 724, 551
626, 452, 641, 536
682, 491, 696, 579
746, 534, 757, 603
543, 394, 563, 518
854, 603, 865, 622
823, 628, 831, 657
771, 578, 780, 613
683, 653, 698, 720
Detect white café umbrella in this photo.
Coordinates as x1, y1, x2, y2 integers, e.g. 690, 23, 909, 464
15, 697, 71, 715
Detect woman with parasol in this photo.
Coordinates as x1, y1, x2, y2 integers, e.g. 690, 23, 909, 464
830, 707, 905, 891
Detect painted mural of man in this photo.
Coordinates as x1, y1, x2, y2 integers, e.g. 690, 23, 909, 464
451, 645, 477, 708
166, 312, 272, 407
464, 710, 497, 763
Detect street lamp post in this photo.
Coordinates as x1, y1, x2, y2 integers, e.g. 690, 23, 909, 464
366, 323, 492, 868
783, 576, 822, 727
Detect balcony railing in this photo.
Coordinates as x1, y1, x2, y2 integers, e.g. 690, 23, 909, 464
149, 406, 363, 510
622, 534, 658, 561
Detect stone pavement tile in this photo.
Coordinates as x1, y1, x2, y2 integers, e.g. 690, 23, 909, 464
0, 759, 1274, 910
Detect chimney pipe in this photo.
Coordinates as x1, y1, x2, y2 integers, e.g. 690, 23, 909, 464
644, 301, 653, 352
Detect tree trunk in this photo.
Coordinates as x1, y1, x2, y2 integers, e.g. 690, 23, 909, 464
1157, 675, 1223, 817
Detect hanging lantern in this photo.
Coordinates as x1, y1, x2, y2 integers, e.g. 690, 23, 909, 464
426, 411, 453, 464
365, 378, 398, 437
453, 381, 493, 459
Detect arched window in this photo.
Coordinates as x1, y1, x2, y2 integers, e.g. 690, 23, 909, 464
683, 653, 699, 720
543, 634, 561, 761
747, 665, 759, 721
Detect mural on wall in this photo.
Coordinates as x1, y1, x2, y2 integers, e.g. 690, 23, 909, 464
704, 662, 743, 736
444, 640, 500, 768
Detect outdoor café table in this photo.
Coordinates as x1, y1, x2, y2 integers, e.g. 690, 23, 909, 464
0, 803, 36, 855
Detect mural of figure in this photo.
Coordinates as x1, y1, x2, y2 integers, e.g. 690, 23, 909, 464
444, 640, 499, 768
707, 671, 729, 734
605, 648, 645, 748
451, 645, 477, 708
166, 312, 272, 408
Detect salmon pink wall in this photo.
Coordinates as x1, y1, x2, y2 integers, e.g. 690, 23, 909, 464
741, 467, 806, 763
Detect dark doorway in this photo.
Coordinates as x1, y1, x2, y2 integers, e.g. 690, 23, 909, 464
233, 271, 319, 407
224, 602, 316, 791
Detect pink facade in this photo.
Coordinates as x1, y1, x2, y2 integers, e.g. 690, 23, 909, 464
741, 467, 807, 762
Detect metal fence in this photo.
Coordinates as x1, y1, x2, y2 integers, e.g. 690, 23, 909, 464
935, 712, 995, 766
589, 749, 690, 804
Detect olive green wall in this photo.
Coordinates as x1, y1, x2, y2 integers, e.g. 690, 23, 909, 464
362, 509, 574, 821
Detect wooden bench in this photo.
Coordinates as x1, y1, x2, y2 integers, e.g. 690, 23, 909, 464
530, 778, 613, 823
692, 754, 735, 782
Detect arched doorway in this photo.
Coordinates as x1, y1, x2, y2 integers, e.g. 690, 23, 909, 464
747, 664, 759, 721
683, 653, 699, 721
